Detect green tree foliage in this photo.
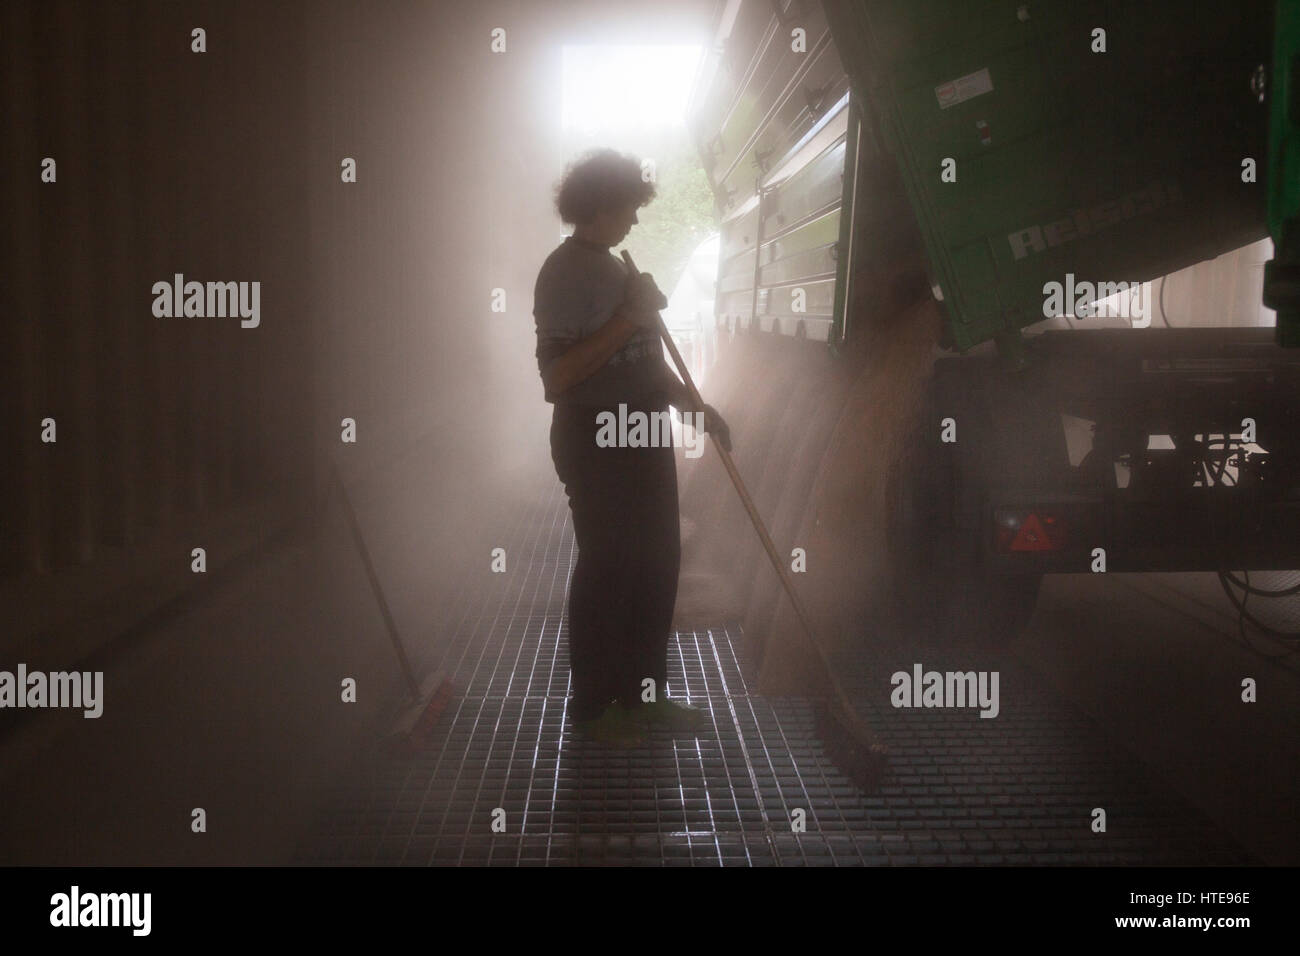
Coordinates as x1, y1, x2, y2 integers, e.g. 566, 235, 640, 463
622, 135, 719, 296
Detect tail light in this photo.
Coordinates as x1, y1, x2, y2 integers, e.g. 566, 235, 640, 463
994, 510, 1068, 552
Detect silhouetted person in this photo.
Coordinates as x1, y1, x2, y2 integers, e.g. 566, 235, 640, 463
533, 148, 730, 745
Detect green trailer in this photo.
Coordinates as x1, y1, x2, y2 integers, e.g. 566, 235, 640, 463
821, 0, 1276, 351
688, 0, 1300, 641
1265, 0, 1300, 344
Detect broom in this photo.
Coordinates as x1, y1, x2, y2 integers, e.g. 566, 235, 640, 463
325, 458, 455, 755
621, 249, 888, 791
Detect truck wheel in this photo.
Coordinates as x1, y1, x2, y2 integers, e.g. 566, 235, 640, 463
885, 372, 1042, 647
888, 463, 1042, 645
935, 558, 1042, 647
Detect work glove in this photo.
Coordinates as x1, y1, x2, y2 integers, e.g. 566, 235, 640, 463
699, 402, 732, 453
624, 270, 668, 317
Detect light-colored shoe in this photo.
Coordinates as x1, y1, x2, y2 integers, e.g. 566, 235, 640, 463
573, 703, 645, 746
636, 698, 709, 734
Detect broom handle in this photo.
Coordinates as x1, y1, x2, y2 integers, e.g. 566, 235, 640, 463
620, 249, 837, 685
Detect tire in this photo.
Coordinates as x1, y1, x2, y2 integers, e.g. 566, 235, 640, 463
885, 367, 1042, 647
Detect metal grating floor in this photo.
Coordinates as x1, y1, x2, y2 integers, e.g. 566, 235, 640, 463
294, 484, 1257, 866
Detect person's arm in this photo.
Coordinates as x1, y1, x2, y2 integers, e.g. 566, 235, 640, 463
653, 355, 733, 452
541, 306, 648, 397
655, 360, 696, 412
542, 270, 671, 395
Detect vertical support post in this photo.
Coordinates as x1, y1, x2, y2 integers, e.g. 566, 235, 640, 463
830, 96, 862, 351
748, 174, 767, 333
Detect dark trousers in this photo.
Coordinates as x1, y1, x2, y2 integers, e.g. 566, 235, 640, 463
550, 402, 681, 721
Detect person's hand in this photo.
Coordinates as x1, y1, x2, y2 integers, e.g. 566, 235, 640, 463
624, 270, 668, 316
619, 304, 662, 331
700, 402, 732, 452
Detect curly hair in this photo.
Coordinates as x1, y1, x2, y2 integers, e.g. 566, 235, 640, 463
553, 148, 657, 225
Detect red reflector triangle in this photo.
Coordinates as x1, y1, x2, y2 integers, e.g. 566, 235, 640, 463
1010, 513, 1054, 551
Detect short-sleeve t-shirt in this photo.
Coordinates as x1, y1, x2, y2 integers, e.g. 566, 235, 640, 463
533, 235, 669, 407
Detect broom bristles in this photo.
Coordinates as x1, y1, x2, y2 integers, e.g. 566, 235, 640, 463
382, 669, 456, 756
815, 696, 889, 791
